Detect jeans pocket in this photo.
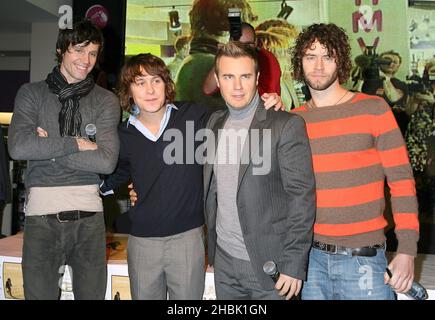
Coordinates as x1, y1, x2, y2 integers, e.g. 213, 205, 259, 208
82, 212, 105, 231
24, 215, 48, 227
355, 251, 388, 274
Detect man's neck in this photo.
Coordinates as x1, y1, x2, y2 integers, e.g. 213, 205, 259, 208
309, 83, 349, 108
136, 107, 167, 135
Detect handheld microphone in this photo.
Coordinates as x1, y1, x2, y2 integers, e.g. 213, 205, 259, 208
263, 260, 301, 300
85, 123, 97, 142
386, 268, 428, 300
263, 260, 280, 283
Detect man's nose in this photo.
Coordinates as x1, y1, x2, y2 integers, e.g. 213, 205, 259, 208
314, 57, 324, 70
234, 77, 242, 89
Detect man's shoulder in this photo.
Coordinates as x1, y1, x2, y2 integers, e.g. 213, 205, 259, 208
92, 85, 118, 100
90, 85, 120, 114
291, 105, 308, 113
14, 81, 50, 109
18, 80, 48, 94
265, 108, 306, 130
350, 92, 390, 112
172, 100, 214, 121
173, 100, 202, 113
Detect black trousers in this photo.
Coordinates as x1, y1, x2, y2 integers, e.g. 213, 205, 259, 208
22, 213, 107, 300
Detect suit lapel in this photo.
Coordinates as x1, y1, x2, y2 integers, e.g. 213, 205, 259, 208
237, 103, 267, 192
204, 111, 229, 196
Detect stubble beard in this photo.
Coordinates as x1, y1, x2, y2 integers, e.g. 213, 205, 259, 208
305, 70, 339, 91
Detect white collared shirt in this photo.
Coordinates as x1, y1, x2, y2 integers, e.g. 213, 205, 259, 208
127, 103, 178, 141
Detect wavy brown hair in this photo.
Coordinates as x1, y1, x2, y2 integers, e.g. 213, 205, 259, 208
118, 53, 175, 113
291, 23, 352, 84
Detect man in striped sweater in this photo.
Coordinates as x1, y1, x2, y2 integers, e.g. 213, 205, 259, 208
290, 23, 419, 300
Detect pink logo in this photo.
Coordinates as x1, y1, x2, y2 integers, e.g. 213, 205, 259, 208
85, 5, 109, 29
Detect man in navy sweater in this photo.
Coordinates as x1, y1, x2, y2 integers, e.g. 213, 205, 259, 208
102, 53, 281, 299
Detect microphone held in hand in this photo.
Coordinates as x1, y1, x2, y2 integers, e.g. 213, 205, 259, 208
263, 260, 280, 283
85, 123, 97, 142
386, 268, 428, 300
263, 260, 300, 300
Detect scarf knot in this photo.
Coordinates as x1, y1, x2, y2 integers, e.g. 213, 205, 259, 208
45, 66, 94, 137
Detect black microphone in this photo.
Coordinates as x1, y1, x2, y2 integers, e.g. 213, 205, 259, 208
263, 260, 300, 300
263, 260, 280, 283
85, 123, 96, 142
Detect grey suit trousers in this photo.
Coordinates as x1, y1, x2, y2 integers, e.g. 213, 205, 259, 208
127, 226, 205, 300
214, 245, 283, 300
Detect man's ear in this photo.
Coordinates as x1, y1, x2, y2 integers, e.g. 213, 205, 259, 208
256, 72, 260, 86
214, 73, 220, 88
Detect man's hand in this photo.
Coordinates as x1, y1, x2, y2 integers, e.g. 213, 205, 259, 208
275, 273, 302, 300
76, 137, 97, 151
36, 127, 48, 137
384, 253, 415, 293
128, 183, 137, 206
261, 93, 283, 111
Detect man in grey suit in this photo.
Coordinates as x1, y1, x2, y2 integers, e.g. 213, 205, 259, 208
204, 41, 316, 300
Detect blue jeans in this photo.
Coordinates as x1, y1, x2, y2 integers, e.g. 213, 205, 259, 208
301, 247, 395, 300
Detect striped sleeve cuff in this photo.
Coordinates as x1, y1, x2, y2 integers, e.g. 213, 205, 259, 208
395, 230, 419, 257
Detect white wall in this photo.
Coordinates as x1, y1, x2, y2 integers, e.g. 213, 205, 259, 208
0, 33, 31, 51
30, 22, 59, 82
0, 33, 31, 71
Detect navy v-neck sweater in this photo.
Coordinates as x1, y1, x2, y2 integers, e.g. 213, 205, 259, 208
102, 101, 214, 237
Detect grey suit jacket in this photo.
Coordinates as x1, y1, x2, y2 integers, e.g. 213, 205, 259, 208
204, 103, 316, 290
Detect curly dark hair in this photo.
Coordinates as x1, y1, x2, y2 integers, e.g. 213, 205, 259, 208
291, 23, 352, 84
117, 53, 175, 113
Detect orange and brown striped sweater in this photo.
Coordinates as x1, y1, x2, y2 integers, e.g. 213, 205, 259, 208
293, 93, 419, 256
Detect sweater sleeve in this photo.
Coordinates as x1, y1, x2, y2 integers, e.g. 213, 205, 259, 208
373, 99, 419, 256
55, 92, 121, 175
8, 84, 79, 161
101, 129, 131, 193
